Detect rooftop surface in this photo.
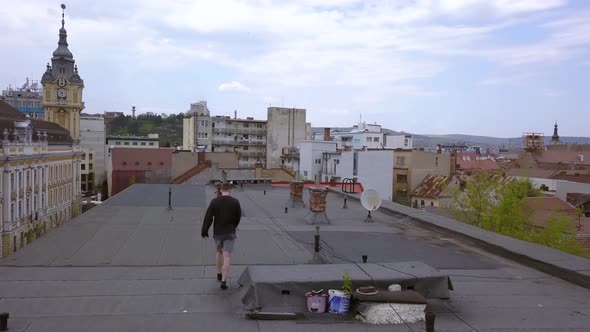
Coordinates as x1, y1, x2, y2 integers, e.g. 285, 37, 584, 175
1, 184, 590, 331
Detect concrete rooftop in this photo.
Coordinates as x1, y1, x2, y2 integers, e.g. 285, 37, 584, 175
1, 183, 590, 331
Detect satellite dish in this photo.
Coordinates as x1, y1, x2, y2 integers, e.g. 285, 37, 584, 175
360, 189, 382, 223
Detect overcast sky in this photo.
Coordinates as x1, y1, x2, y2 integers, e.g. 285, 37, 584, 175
1, 0, 589, 137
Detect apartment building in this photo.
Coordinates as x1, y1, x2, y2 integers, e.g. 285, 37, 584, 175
393, 149, 451, 206
80, 114, 105, 191
211, 116, 267, 168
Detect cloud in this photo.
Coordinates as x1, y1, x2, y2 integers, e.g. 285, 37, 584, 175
218, 81, 251, 92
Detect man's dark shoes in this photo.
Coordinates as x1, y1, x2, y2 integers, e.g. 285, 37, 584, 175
217, 273, 222, 281
220, 281, 228, 290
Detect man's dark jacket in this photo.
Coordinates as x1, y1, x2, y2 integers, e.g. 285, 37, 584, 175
201, 195, 241, 237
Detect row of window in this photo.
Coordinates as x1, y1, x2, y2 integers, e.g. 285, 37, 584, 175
80, 163, 93, 171
113, 141, 156, 146
212, 122, 265, 129
9, 100, 41, 108
121, 161, 165, 166
81, 153, 93, 160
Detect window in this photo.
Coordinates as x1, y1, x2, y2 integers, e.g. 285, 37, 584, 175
124, 142, 129, 145
132, 142, 138, 146
147, 162, 152, 166
149, 142, 155, 146
396, 156, 406, 165
421, 200, 425, 207
304, 171, 308, 177
81, 164, 85, 171
435, 157, 438, 167
366, 137, 371, 143
89, 154, 93, 160
315, 159, 321, 164
89, 164, 93, 170
243, 123, 249, 128
374, 137, 380, 143
243, 135, 249, 139
397, 174, 408, 183
430, 202, 434, 206
141, 142, 146, 146
160, 162, 164, 166
404, 138, 409, 146
81, 154, 86, 160
115, 141, 121, 145
243, 146, 249, 151
135, 162, 140, 166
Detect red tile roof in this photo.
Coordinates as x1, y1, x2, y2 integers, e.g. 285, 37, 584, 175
410, 175, 456, 199
506, 168, 557, 179
457, 159, 501, 171
111, 148, 174, 171
535, 151, 589, 165
522, 197, 580, 229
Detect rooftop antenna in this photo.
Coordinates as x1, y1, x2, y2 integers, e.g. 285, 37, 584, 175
360, 188, 381, 223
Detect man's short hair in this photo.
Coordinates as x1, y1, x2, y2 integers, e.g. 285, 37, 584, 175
220, 183, 232, 192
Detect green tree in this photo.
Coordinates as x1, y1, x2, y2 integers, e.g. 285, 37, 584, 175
452, 173, 501, 227
528, 214, 585, 256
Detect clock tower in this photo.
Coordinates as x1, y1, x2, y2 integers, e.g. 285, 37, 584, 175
41, 4, 84, 142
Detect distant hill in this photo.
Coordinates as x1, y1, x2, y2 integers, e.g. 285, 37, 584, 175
312, 127, 590, 149
106, 115, 184, 147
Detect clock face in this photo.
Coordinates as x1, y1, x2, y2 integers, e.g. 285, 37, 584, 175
57, 89, 66, 98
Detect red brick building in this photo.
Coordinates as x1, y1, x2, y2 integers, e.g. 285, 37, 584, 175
107, 148, 174, 196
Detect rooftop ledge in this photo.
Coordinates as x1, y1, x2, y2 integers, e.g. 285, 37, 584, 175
327, 188, 590, 289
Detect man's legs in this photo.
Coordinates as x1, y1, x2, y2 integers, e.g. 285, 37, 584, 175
215, 248, 223, 281
222, 250, 231, 282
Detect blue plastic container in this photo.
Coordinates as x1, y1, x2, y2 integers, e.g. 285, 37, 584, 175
328, 290, 350, 314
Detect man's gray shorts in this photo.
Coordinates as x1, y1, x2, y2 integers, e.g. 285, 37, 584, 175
214, 234, 237, 253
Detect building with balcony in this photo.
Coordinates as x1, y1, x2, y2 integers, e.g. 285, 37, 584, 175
182, 101, 212, 152
211, 116, 267, 168
1, 100, 82, 257
267, 107, 307, 169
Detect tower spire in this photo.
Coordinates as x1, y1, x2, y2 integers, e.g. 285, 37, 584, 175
551, 121, 560, 144
61, 3, 66, 28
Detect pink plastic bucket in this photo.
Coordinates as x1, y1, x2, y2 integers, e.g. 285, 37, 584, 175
305, 290, 328, 313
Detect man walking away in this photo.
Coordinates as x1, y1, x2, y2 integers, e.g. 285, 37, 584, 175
201, 183, 241, 290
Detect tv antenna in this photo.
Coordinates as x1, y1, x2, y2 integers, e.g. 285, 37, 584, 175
360, 189, 381, 223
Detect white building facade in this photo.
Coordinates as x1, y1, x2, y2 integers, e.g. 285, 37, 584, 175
80, 114, 105, 191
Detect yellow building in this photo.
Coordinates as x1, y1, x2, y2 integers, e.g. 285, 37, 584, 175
1, 4, 83, 257
41, 4, 84, 142
0, 101, 82, 257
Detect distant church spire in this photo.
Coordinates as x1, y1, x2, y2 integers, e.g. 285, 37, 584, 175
551, 121, 561, 144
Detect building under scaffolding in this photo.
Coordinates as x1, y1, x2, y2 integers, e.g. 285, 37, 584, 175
523, 132, 544, 154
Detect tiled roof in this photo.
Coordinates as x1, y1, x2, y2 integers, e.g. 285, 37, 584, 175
535, 151, 589, 165
410, 175, 455, 199
521, 197, 579, 229
566, 193, 590, 207
111, 147, 174, 170
0, 100, 72, 145
457, 159, 501, 171
506, 168, 557, 179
